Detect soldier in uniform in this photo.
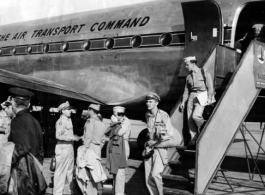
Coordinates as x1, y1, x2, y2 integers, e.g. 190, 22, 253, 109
82, 104, 106, 195
0, 100, 13, 145
110, 106, 131, 195
144, 92, 174, 195
53, 101, 80, 195
8, 87, 44, 164
180, 56, 214, 147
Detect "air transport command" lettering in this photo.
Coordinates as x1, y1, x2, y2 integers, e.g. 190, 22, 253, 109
0, 16, 150, 42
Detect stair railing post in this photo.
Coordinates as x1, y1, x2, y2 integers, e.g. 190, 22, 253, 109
251, 123, 265, 180
240, 126, 265, 187
241, 125, 251, 180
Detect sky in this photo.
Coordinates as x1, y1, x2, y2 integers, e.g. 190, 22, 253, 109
0, 0, 155, 25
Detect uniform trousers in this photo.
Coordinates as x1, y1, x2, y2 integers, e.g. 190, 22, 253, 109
187, 92, 205, 140
87, 143, 103, 195
144, 149, 164, 195
53, 142, 74, 195
113, 140, 130, 195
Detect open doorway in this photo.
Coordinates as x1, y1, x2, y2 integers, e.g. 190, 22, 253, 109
234, 2, 265, 58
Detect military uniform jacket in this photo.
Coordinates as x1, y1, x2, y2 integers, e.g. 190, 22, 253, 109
145, 109, 174, 164
8, 109, 44, 164
56, 115, 75, 142
182, 67, 214, 103
83, 115, 106, 148
145, 109, 174, 141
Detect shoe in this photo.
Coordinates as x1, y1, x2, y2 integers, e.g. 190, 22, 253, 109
176, 145, 187, 151
187, 139, 196, 148
169, 160, 183, 165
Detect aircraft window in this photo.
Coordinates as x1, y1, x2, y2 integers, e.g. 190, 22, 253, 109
105, 38, 114, 50
159, 33, 173, 46
43, 43, 49, 53
27, 45, 32, 54
0, 31, 186, 56
131, 35, 142, 48
82, 40, 91, 51
62, 42, 69, 52
12, 47, 16, 55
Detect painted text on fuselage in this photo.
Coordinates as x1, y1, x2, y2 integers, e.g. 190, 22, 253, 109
90, 16, 150, 32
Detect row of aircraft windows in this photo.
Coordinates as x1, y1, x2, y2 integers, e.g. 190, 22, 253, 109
0, 32, 185, 56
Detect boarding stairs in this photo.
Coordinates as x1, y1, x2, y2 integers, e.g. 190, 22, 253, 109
163, 41, 264, 195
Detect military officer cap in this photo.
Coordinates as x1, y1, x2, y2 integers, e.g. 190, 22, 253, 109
58, 101, 72, 112
88, 104, 100, 112
9, 87, 34, 100
146, 92, 160, 102
113, 106, 125, 113
184, 56, 197, 63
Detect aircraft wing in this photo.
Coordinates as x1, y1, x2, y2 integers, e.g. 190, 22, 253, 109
0, 68, 103, 104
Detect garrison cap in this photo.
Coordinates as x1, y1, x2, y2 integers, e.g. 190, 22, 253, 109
88, 104, 100, 112
184, 56, 196, 62
58, 101, 72, 112
146, 92, 160, 102
252, 23, 263, 29
113, 106, 125, 113
9, 87, 34, 100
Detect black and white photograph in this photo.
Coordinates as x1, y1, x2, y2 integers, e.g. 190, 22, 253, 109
0, 0, 265, 195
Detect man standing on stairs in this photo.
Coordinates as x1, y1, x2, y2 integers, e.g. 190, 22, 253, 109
144, 92, 174, 195
180, 56, 214, 148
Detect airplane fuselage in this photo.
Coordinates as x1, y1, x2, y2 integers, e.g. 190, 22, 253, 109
0, 0, 264, 116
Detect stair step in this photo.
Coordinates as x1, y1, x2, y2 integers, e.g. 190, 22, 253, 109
162, 174, 193, 182
163, 187, 193, 195
178, 149, 196, 158
168, 159, 195, 169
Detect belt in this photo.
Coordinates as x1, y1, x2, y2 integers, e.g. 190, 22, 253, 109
57, 140, 73, 144
190, 90, 207, 94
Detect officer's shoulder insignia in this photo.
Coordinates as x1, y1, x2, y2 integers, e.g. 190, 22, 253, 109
59, 122, 62, 125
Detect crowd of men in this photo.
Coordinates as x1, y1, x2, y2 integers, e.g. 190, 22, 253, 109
0, 55, 214, 195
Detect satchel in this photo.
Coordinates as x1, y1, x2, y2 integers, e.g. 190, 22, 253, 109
203, 104, 215, 120
49, 155, 56, 172
142, 147, 154, 159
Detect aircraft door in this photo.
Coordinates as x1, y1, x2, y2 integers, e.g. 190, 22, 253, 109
180, 0, 222, 73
